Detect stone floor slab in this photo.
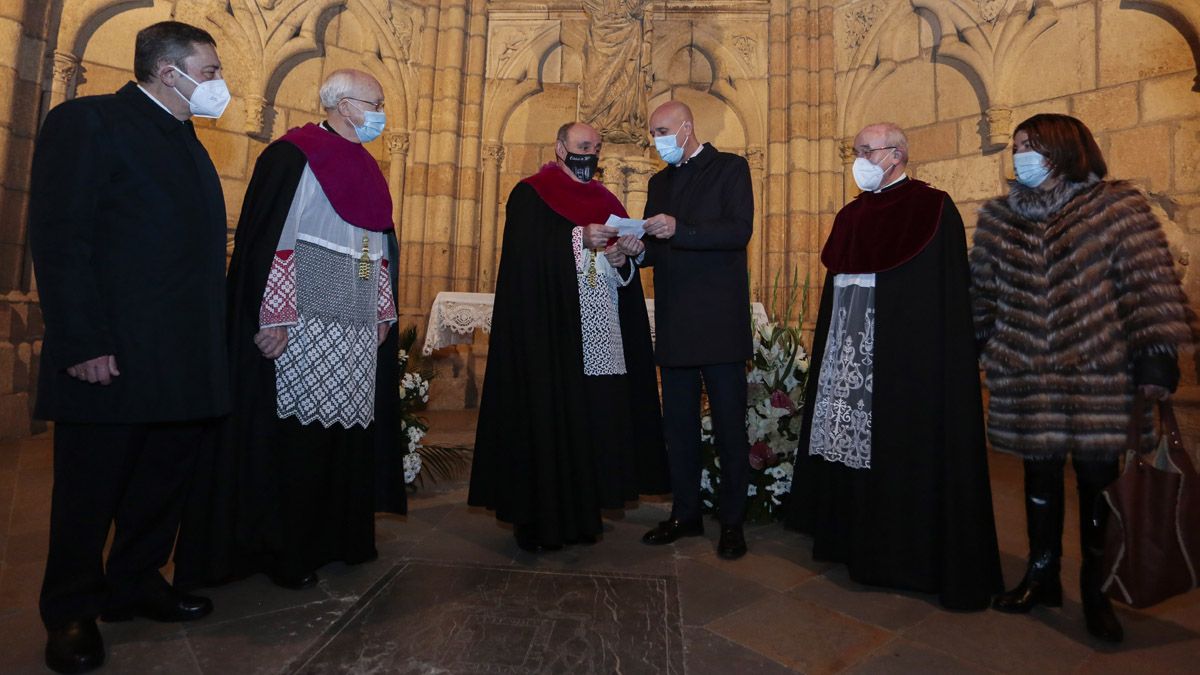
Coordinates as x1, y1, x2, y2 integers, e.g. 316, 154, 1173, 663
681, 625, 797, 675
293, 561, 684, 674
706, 594, 893, 674
846, 637, 994, 674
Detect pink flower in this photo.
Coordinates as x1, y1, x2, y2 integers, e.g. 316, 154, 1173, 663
769, 390, 795, 413
749, 441, 778, 470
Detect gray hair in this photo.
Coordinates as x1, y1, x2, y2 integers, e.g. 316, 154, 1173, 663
319, 70, 359, 110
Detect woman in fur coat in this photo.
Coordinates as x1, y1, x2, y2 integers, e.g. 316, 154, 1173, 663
971, 113, 1193, 643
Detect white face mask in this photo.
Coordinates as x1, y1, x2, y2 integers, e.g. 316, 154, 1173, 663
1013, 150, 1051, 188
171, 66, 230, 119
852, 155, 895, 192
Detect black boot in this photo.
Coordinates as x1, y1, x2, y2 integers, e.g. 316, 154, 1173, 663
994, 460, 1064, 613
1076, 458, 1123, 643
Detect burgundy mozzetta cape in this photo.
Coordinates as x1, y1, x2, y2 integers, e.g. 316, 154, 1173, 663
821, 179, 944, 274
276, 123, 393, 232
521, 162, 628, 226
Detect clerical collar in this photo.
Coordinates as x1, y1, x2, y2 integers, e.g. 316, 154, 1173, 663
677, 143, 706, 166
874, 173, 909, 193
137, 84, 182, 121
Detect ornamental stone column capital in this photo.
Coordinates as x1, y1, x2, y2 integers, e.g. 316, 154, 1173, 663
387, 131, 411, 156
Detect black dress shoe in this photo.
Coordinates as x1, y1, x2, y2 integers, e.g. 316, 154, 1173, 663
270, 571, 320, 590
102, 586, 213, 623
717, 525, 748, 560
45, 619, 104, 674
642, 518, 704, 545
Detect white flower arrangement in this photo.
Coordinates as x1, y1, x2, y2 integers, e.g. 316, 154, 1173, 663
394, 327, 432, 485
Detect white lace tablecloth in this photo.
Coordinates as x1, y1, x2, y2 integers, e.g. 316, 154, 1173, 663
422, 291, 770, 355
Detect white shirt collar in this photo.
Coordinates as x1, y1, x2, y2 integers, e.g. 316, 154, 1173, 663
137, 84, 180, 119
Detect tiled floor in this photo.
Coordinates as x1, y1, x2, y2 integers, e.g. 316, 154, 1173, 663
1, 410, 1198, 674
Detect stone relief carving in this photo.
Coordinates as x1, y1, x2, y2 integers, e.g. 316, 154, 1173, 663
732, 35, 757, 65
580, 0, 653, 146
387, 131, 411, 156
173, 0, 422, 135
976, 0, 1006, 24
841, 1, 886, 52
486, 21, 559, 80
386, 4, 416, 62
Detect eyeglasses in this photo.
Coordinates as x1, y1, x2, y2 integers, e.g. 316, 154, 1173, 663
854, 145, 896, 159
343, 97, 385, 112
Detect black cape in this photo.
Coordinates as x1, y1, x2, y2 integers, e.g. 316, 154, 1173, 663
467, 181, 668, 547
174, 136, 405, 590
785, 181, 1003, 611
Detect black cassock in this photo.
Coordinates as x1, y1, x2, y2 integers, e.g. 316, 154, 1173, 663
468, 174, 668, 548
785, 178, 1002, 611
174, 138, 406, 590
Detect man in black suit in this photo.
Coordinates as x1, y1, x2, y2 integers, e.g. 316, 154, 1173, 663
635, 101, 754, 559
28, 21, 231, 674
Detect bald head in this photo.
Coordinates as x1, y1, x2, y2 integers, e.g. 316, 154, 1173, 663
556, 122, 601, 152
649, 101, 693, 131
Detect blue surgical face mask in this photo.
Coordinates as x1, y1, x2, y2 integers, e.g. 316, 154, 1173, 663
654, 122, 690, 165
346, 101, 386, 144
1013, 150, 1051, 188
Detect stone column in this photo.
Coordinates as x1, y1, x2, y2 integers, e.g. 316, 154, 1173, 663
419, 0, 468, 312
452, 0, 489, 292
386, 131, 410, 239
47, 50, 79, 110
838, 138, 856, 205
476, 143, 504, 292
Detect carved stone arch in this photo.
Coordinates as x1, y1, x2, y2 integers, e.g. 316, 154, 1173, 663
649, 30, 704, 99
836, 0, 910, 140
481, 20, 565, 146
344, 0, 422, 132
650, 28, 766, 153
909, 0, 1058, 148
61, 0, 154, 57
45, 0, 155, 106
1122, 0, 1200, 91
689, 26, 768, 148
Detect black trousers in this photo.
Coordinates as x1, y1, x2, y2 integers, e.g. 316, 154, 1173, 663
661, 362, 749, 525
40, 420, 206, 629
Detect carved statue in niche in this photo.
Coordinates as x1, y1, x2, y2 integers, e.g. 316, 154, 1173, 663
580, 0, 652, 147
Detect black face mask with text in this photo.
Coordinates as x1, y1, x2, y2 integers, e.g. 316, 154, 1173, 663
562, 151, 600, 182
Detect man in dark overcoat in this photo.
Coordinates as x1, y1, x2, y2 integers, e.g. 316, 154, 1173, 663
28, 21, 231, 674
636, 101, 755, 559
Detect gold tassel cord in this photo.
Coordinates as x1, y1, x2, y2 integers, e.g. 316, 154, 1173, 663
358, 235, 371, 280
586, 251, 598, 288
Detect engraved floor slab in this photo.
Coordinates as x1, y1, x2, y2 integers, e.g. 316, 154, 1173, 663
289, 561, 684, 675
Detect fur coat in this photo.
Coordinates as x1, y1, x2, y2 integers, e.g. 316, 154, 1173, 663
971, 177, 1193, 460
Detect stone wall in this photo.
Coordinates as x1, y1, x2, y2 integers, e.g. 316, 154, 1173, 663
0, 0, 1197, 438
